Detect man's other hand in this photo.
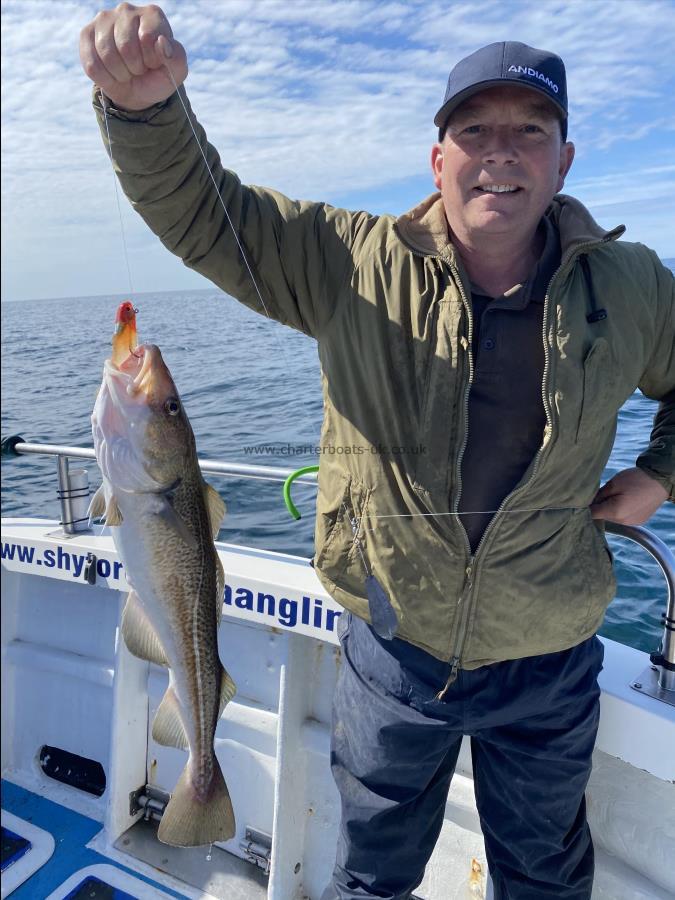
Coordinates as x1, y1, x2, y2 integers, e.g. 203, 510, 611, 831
590, 467, 669, 525
80, 3, 187, 111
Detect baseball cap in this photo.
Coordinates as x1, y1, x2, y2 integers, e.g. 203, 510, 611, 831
434, 41, 568, 137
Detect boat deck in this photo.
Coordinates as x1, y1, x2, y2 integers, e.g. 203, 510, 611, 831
1, 779, 186, 899
1, 779, 275, 900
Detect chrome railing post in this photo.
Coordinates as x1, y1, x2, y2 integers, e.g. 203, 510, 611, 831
606, 522, 675, 701
659, 610, 675, 694
56, 455, 91, 535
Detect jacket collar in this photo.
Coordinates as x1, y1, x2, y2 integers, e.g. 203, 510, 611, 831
394, 192, 625, 264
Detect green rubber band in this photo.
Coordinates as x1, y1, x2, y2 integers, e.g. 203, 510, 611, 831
283, 465, 320, 520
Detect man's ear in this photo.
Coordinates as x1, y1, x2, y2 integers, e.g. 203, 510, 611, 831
557, 141, 575, 192
431, 143, 444, 190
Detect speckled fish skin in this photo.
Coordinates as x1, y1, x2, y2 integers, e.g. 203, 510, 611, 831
91, 337, 235, 847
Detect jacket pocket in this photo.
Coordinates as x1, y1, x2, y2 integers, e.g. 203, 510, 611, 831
575, 338, 615, 443
577, 515, 617, 630
315, 473, 351, 570
315, 475, 372, 585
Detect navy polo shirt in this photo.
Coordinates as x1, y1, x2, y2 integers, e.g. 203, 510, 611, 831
458, 216, 562, 552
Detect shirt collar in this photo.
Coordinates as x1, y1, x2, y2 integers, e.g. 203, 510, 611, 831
469, 215, 561, 308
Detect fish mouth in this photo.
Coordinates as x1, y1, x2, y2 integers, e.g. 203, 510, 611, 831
105, 342, 179, 409
102, 345, 153, 426
105, 344, 165, 398
98, 345, 177, 495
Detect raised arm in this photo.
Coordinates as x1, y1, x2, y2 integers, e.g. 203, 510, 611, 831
80, 2, 371, 339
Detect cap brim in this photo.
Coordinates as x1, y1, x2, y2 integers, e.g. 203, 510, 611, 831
434, 79, 567, 128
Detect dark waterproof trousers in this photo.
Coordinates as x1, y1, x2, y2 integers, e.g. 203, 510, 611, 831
322, 613, 604, 900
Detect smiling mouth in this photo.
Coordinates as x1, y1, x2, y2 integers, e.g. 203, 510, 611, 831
475, 183, 522, 194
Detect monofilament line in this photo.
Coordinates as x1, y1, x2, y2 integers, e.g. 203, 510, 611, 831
163, 60, 319, 437
100, 93, 135, 295
354, 505, 585, 532
358, 506, 583, 520
164, 63, 274, 323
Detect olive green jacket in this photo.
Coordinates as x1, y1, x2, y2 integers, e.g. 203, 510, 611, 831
94, 87, 675, 667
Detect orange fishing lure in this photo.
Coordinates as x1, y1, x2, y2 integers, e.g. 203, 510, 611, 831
111, 300, 139, 367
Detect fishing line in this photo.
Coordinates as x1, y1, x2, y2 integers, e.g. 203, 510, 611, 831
357, 505, 583, 523
100, 94, 135, 296
163, 64, 274, 325
162, 62, 319, 437
354, 506, 585, 541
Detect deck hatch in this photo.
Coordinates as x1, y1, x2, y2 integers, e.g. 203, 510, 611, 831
0, 825, 31, 871
39, 745, 106, 796
63, 875, 137, 899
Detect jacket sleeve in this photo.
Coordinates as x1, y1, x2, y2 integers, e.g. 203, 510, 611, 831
93, 86, 370, 339
635, 251, 675, 501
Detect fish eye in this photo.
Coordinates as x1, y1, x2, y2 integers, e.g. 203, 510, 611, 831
165, 398, 181, 416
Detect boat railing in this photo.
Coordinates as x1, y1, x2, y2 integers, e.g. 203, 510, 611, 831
2, 436, 673, 703
1, 437, 318, 533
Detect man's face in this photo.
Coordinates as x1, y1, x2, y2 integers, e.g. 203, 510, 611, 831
431, 85, 575, 245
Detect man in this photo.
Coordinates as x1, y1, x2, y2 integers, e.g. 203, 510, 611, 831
80, 6, 674, 898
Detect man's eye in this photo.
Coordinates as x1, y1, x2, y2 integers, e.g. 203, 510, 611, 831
521, 124, 543, 134
463, 125, 484, 134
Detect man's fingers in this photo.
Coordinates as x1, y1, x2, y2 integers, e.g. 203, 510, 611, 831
139, 32, 183, 70
80, 4, 186, 107
94, 13, 134, 84
137, 6, 174, 69
593, 479, 617, 503
80, 24, 120, 95
155, 34, 173, 61
591, 467, 668, 526
590, 491, 626, 522
114, 14, 146, 77
158, 37, 188, 86
590, 495, 649, 526
590, 497, 615, 521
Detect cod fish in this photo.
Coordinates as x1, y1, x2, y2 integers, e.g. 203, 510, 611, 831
90, 304, 236, 847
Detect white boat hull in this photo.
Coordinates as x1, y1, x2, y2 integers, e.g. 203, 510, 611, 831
2, 518, 674, 899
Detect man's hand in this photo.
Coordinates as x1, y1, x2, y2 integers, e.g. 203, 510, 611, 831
79, 2, 187, 111
590, 466, 669, 525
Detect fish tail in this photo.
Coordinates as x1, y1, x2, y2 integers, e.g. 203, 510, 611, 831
157, 756, 235, 847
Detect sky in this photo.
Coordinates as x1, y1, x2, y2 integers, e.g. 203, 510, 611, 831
2, 0, 674, 303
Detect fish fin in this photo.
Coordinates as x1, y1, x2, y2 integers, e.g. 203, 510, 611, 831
152, 685, 189, 750
88, 484, 106, 520
218, 666, 237, 718
105, 494, 123, 526
121, 591, 168, 667
215, 555, 225, 628
157, 497, 198, 550
158, 755, 235, 847
204, 482, 226, 539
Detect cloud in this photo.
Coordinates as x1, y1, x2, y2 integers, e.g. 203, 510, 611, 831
565, 161, 675, 209
2, 0, 674, 300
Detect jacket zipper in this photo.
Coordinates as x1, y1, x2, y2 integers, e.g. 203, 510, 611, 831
433, 265, 474, 698
435, 237, 615, 699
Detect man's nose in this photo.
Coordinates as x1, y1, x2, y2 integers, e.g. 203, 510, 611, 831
482, 128, 518, 165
